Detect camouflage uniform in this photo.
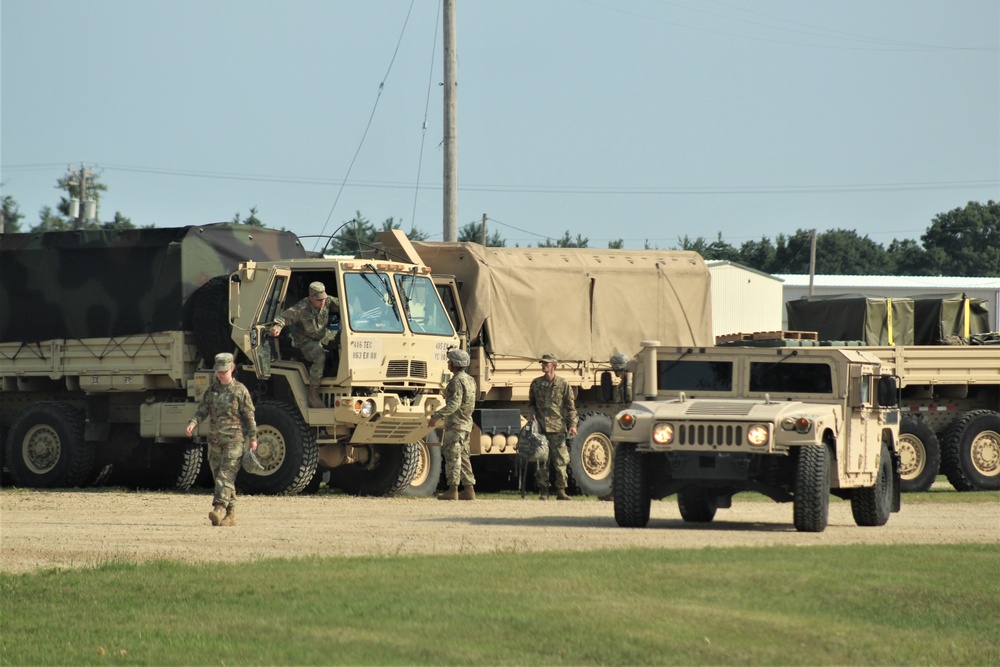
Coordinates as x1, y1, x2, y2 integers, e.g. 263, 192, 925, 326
529, 373, 578, 492
190, 377, 257, 510
274, 294, 340, 389
432, 368, 477, 487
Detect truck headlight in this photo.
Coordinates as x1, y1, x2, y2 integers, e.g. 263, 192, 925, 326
652, 423, 674, 444
747, 424, 769, 447
360, 399, 377, 418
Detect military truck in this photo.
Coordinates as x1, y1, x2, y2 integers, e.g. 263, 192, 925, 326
379, 234, 714, 496
0, 224, 456, 495
782, 294, 1000, 492
610, 342, 902, 532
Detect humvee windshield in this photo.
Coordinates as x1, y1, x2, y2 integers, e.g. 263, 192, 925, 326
344, 272, 405, 333
393, 274, 456, 337
658, 360, 733, 392
749, 361, 833, 394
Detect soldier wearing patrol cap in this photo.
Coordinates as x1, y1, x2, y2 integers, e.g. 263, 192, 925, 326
428, 348, 477, 500
529, 353, 578, 500
269, 281, 341, 408
186, 352, 258, 526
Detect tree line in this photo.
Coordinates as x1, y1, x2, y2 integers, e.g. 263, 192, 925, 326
2, 170, 996, 276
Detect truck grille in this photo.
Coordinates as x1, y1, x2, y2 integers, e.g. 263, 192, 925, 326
685, 402, 756, 416
386, 360, 428, 379
677, 423, 745, 447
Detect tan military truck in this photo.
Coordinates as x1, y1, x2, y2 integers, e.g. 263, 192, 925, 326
610, 342, 902, 532
0, 225, 456, 495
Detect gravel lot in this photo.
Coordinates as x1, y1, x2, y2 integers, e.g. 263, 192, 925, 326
2, 487, 997, 574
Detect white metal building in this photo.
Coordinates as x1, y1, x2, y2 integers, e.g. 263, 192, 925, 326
707, 261, 784, 339
775, 275, 1000, 332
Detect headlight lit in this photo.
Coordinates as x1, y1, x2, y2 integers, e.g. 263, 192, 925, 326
652, 423, 674, 445
747, 424, 769, 447
360, 399, 377, 418
618, 413, 636, 430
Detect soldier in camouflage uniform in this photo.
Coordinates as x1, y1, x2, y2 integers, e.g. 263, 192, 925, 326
428, 348, 477, 501
269, 281, 340, 408
529, 353, 578, 500
186, 352, 258, 526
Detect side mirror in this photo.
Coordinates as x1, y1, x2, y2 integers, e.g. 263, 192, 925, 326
877, 375, 899, 407
600, 371, 614, 402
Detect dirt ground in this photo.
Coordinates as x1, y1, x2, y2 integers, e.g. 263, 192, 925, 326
1, 488, 997, 574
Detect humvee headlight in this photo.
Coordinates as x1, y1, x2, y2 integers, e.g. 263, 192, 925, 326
781, 417, 813, 434
747, 424, 769, 447
360, 399, 377, 418
618, 413, 636, 430
652, 423, 674, 445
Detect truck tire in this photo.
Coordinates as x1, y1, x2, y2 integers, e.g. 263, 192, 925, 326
569, 412, 615, 498
5, 402, 95, 488
190, 275, 234, 366
328, 443, 420, 497
851, 443, 893, 526
613, 443, 650, 528
237, 401, 318, 495
677, 486, 717, 523
793, 444, 830, 533
898, 415, 941, 493
941, 410, 1000, 491
401, 440, 442, 497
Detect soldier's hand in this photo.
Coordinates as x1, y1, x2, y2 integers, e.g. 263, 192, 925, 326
250, 439, 258, 452
427, 417, 437, 428
568, 425, 578, 437
269, 325, 281, 337
185, 423, 195, 438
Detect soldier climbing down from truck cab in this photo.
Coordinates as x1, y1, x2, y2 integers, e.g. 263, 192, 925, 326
269, 281, 340, 408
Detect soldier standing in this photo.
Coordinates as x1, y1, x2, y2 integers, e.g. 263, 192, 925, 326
428, 348, 477, 501
269, 281, 340, 409
529, 353, 578, 500
186, 352, 258, 527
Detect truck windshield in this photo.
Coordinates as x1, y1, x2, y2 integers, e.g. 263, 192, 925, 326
749, 362, 833, 394
393, 274, 456, 336
344, 272, 405, 333
658, 360, 733, 391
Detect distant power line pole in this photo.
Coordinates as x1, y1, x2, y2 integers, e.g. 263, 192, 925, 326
67, 163, 96, 230
480, 213, 487, 245
442, 0, 458, 242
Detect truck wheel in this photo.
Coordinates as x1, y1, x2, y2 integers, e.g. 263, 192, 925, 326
613, 443, 650, 528
5, 402, 95, 488
851, 443, 893, 526
570, 412, 615, 497
941, 410, 1000, 491
328, 443, 420, 497
401, 440, 442, 497
793, 444, 830, 533
237, 401, 318, 495
190, 275, 233, 366
677, 486, 717, 523
897, 415, 941, 493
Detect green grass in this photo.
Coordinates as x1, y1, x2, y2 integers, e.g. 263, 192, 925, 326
2, 544, 997, 666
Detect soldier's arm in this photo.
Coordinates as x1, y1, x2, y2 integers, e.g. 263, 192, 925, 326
564, 383, 579, 431
433, 380, 462, 420
239, 388, 258, 443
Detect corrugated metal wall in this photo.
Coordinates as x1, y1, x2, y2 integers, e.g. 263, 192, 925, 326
707, 262, 784, 339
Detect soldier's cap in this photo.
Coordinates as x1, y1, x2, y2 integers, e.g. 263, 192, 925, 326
610, 353, 629, 371
308, 281, 327, 299
213, 352, 234, 372
447, 348, 470, 368
539, 353, 558, 364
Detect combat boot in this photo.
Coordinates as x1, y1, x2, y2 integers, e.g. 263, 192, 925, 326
437, 484, 459, 501
459, 485, 476, 501
308, 388, 324, 409
220, 507, 237, 527
556, 488, 571, 501
538, 487, 549, 501
208, 504, 226, 526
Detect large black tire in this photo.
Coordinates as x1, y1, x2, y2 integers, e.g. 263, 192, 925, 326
190, 275, 234, 367
5, 403, 95, 488
793, 445, 830, 533
941, 410, 1000, 491
237, 401, 318, 495
851, 443, 894, 526
328, 443, 420, 497
613, 443, 650, 528
677, 486, 718, 523
898, 415, 941, 493
401, 439, 442, 497
569, 412, 615, 497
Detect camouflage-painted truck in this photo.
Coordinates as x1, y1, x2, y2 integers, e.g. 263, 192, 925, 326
0, 224, 456, 495
610, 342, 902, 532
380, 234, 714, 496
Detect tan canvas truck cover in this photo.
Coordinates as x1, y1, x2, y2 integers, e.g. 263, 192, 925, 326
409, 242, 714, 361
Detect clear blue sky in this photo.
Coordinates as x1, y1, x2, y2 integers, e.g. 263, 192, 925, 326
2, 0, 998, 251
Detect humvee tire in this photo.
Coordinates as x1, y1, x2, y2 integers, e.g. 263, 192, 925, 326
677, 486, 718, 523
570, 412, 614, 498
941, 410, 1000, 491
851, 443, 894, 526
898, 415, 940, 493
6, 402, 95, 488
793, 444, 830, 533
237, 401, 318, 495
613, 443, 650, 528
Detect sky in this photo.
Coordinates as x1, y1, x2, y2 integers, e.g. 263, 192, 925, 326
2, 0, 998, 252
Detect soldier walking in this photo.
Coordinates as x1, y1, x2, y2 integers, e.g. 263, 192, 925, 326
529, 353, 578, 500
186, 352, 258, 526
428, 348, 477, 500
269, 281, 340, 408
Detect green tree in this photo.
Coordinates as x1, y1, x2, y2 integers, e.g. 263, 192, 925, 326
885, 238, 931, 276
1, 194, 25, 233
608, 238, 624, 249
324, 212, 427, 256
812, 229, 888, 274
921, 201, 1000, 276
458, 220, 506, 246
539, 230, 588, 248
232, 206, 265, 227
29, 169, 134, 231
736, 237, 777, 272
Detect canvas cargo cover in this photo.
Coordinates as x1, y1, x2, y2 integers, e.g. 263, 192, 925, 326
911, 293, 991, 344
410, 242, 713, 362
786, 294, 915, 345
0, 223, 307, 343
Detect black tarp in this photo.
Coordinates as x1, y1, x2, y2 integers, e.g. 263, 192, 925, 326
910, 293, 992, 344
786, 294, 915, 345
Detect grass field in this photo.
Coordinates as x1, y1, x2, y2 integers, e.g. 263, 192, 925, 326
2, 542, 997, 666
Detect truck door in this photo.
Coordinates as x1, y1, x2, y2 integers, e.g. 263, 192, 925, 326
432, 276, 468, 347
246, 268, 291, 379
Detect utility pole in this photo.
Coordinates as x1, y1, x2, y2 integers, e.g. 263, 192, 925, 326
480, 213, 487, 246
808, 229, 817, 297
442, 0, 458, 242
67, 164, 95, 230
